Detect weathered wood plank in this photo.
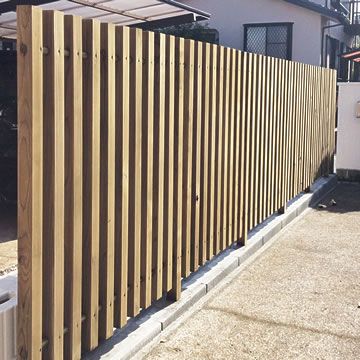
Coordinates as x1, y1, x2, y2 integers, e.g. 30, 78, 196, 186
17, 5, 44, 359
181, 39, 194, 277
82, 18, 101, 351
167, 37, 184, 301
114, 26, 129, 328
99, 22, 116, 340
64, 14, 83, 360
163, 34, 175, 289
152, 33, 166, 298
140, 30, 154, 308
190, 40, 202, 271
42, 10, 65, 359
199, 42, 210, 265
128, 27, 142, 316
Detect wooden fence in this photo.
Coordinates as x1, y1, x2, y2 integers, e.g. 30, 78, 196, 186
17, 5, 336, 359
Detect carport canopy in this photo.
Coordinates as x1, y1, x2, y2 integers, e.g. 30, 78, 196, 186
0, 0, 210, 38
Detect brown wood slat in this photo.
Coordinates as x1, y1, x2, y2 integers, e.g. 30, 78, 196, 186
190, 40, 202, 271
64, 14, 83, 360
227, 48, 236, 246
221, 47, 230, 250
233, 50, 241, 243
181, 39, 194, 277
114, 26, 129, 328
17, 5, 44, 359
163, 35, 175, 289
152, 32, 166, 298
141, 30, 154, 309
242, 52, 251, 243
99, 22, 116, 340
207, 44, 218, 259
199, 42, 210, 265
128, 27, 142, 316
42, 10, 65, 359
82, 18, 101, 351
214, 46, 224, 254
167, 36, 184, 301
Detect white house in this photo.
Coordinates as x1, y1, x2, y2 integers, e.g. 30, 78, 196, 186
179, 0, 360, 80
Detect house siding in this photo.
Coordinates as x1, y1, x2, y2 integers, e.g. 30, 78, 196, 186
180, 0, 352, 66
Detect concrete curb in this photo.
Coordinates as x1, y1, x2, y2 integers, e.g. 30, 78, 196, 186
85, 175, 337, 360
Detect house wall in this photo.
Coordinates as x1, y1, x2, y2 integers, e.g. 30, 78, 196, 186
337, 82, 360, 179
181, 0, 352, 66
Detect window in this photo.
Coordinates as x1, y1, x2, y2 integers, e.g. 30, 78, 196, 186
244, 23, 293, 60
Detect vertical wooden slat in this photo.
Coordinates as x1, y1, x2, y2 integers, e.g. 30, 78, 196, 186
263, 56, 270, 219
227, 48, 236, 246
190, 40, 202, 271
214, 46, 224, 254
199, 42, 210, 265
128, 27, 142, 316
248, 54, 257, 230
152, 32, 165, 299
114, 26, 129, 328
241, 52, 251, 244
233, 50, 241, 243
141, 31, 154, 309
253, 54, 261, 225
163, 35, 175, 289
181, 39, 194, 277
64, 14, 83, 360
82, 18, 101, 351
221, 47, 230, 250
167, 37, 184, 301
17, 5, 43, 359
99, 22, 115, 340
207, 44, 217, 258
42, 10, 65, 359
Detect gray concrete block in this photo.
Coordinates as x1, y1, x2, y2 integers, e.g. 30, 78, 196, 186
262, 219, 282, 244
154, 284, 206, 330
84, 319, 162, 360
201, 256, 238, 292
281, 208, 297, 227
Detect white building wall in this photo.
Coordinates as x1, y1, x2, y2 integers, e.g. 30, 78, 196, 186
337, 82, 360, 173
182, 0, 352, 66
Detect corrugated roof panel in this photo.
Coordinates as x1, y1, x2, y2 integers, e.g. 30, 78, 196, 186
0, 0, 210, 38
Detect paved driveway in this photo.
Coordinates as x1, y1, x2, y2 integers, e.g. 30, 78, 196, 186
144, 183, 360, 360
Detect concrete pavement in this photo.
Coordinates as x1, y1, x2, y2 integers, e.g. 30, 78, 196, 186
144, 183, 360, 360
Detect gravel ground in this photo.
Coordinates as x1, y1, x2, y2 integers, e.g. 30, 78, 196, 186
144, 183, 360, 360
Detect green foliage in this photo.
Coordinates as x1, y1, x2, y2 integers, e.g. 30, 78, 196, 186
156, 22, 219, 44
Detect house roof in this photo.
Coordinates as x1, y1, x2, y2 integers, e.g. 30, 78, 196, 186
0, 0, 210, 39
283, 0, 349, 24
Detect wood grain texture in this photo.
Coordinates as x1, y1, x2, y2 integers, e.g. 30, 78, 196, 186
163, 35, 175, 289
42, 10, 65, 360
99, 22, 115, 340
82, 18, 101, 351
114, 26, 130, 328
152, 32, 166, 299
64, 14, 83, 360
141, 30, 154, 308
190, 40, 202, 272
17, 6, 43, 359
128, 27, 142, 316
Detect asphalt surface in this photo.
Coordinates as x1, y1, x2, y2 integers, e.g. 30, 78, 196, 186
144, 183, 360, 360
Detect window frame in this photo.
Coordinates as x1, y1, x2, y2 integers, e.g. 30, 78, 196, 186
244, 22, 293, 60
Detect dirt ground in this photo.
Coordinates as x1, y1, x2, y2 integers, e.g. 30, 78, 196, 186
144, 183, 360, 360
0, 203, 17, 274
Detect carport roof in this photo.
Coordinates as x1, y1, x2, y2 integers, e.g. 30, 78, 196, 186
0, 0, 210, 39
